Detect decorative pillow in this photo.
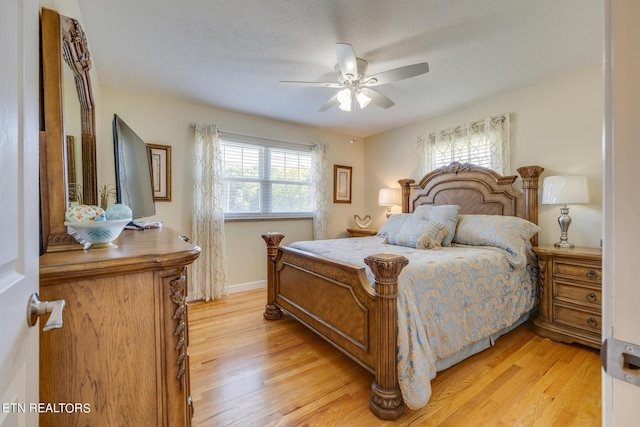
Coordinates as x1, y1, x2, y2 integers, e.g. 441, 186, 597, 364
452, 214, 540, 258
416, 223, 448, 250
377, 213, 411, 237
385, 219, 447, 249
411, 205, 460, 247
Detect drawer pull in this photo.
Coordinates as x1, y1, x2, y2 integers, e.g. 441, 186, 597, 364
587, 269, 598, 279
587, 317, 598, 328
586, 292, 598, 303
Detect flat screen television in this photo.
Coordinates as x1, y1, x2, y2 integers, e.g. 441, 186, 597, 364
112, 114, 156, 220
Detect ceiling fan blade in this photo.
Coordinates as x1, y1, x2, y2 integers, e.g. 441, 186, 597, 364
318, 94, 339, 112
362, 88, 395, 109
336, 43, 358, 78
279, 80, 342, 88
362, 62, 429, 86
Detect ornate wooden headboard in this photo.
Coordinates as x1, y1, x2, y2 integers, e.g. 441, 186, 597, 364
399, 162, 544, 245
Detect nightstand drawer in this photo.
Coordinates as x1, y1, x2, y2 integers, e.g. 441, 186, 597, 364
554, 304, 601, 332
554, 281, 602, 307
553, 260, 601, 282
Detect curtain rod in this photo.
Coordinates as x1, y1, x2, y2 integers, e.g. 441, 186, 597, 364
190, 123, 316, 148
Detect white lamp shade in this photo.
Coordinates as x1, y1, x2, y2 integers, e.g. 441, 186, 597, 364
337, 88, 351, 104
356, 90, 371, 109
338, 101, 352, 112
378, 188, 401, 207
337, 88, 352, 111
542, 175, 590, 205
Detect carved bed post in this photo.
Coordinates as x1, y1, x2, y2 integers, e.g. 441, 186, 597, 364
397, 179, 415, 213
262, 232, 285, 320
517, 165, 544, 246
364, 253, 409, 420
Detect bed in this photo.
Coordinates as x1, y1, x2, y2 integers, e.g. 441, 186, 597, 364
261, 162, 544, 419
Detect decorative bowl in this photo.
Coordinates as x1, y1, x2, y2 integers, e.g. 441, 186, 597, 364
64, 218, 131, 249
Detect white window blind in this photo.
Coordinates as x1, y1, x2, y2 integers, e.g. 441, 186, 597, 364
432, 133, 493, 167
221, 138, 313, 218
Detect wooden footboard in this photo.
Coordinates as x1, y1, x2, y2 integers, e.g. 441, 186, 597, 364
262, 232, 409, 420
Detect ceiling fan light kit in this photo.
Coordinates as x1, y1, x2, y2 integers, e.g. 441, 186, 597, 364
280, 43, 429, 112
337, 87, 372, 111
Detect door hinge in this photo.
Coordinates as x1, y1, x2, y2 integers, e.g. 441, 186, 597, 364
601, 338, 640, 386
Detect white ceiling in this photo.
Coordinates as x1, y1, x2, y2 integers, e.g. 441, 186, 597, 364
76, 0, 603, 137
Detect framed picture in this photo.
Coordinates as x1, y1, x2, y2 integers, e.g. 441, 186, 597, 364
148, 143, 172, 202
333, 164, 352, 203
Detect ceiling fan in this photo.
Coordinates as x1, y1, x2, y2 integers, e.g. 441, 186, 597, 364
280, 43, 429, 112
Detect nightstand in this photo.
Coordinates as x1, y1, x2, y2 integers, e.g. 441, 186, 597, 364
532, 245, 602, 349
347, 228, 379, 237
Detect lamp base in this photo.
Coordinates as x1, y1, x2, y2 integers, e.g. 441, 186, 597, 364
554, 241, 574, 249
554, 206, 574, 249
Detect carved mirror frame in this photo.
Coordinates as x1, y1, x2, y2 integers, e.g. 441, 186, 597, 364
41, 8, 97, 252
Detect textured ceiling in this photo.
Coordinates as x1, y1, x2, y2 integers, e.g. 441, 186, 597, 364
76, 0, 603, 137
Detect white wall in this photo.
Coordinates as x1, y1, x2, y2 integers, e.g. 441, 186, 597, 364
98, 87, 365, 287
364, 66, 603, 249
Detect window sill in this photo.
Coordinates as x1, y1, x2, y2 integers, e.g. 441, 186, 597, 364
224, 215, 313, 222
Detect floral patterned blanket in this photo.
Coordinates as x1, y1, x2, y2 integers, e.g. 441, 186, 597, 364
289, 236, 538, 409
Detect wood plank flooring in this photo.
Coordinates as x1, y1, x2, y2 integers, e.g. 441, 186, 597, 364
188, 289, 601, 426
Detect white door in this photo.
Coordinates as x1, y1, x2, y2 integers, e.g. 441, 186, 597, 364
0, 0, 40, 426
602, 0, 640, 426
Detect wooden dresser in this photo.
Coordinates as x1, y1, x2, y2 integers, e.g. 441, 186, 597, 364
39, 228, 200, 426
532, 245, 602, 349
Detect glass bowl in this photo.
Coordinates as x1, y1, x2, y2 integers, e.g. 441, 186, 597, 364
64, 219, 131, 249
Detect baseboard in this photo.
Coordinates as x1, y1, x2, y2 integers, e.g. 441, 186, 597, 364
228, 280, 266, 294
187, 280, 266, 302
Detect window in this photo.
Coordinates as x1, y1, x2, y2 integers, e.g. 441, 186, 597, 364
421, 114, 510, 176
431, 132, 493, 168
221, 139, 313, 218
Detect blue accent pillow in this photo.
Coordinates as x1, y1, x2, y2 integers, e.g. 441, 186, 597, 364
411, 205, 460, 246
377, 213, 411, 237
385, 220, 447, 249
452, 214, 540, 264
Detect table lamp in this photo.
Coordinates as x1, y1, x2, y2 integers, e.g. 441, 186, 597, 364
378, 188, 401, 218
542, 175, 590, 248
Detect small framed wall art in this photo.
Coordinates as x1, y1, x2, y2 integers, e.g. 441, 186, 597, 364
148, 143, 172, 202
333, 164, 352, 203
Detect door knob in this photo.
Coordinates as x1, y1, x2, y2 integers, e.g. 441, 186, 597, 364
27, 293, 66, 331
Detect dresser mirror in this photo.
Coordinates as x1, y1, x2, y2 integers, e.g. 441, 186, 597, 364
41, 8, 98, 252
62, 56, 82, 202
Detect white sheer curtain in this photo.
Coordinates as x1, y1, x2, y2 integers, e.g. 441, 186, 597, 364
311, 143, 331, 239
416, 114, 511, 178
191, 123, 228, 301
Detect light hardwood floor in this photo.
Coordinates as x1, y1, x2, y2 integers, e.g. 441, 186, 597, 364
188, 289, 601, 426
